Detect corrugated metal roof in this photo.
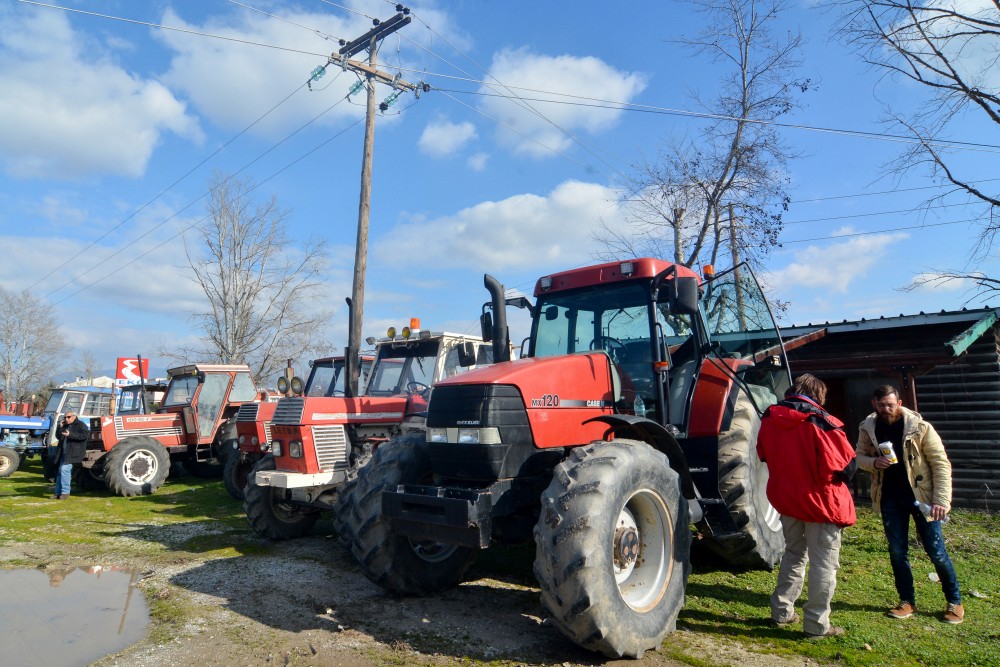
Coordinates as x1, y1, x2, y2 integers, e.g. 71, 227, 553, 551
782, 306, 1000, 337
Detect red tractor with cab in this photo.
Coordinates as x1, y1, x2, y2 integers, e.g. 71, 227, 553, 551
83, 363, 259, 496
342, 259, 797, 659
243, 322, 494, 540
224, 355, 374, 500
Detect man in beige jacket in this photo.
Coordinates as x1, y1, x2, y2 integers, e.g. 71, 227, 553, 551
855, 385, 964, 624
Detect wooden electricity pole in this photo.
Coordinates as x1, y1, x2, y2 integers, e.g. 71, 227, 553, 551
328, 10, 418, 396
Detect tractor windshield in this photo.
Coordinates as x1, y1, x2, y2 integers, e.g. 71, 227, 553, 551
366, 340, 441, 397
304, 361, 341, 397
701, 265, 791, 406
163, 376, 199, 407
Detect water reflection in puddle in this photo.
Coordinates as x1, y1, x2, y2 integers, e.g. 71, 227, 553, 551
1, 566, 150, 667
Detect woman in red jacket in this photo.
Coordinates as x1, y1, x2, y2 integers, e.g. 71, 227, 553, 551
756, 374, 857, 639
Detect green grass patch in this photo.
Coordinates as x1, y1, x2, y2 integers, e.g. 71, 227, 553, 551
2, 457, 998, 666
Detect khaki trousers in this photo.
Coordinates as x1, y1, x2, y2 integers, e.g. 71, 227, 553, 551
771, 516, 843, 635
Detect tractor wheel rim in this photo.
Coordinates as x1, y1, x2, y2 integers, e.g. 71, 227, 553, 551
613, 488, 672, 612
123, 450, 157, 484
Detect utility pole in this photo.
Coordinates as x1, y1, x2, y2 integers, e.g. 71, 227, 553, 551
727, 203, 747, 328
323, 8, 420, 396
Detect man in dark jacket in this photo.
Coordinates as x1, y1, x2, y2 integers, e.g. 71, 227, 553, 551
757, 374, 857, 639
53, 411, 89, 499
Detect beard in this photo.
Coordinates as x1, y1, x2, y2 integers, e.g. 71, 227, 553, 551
877, 409, 902, 425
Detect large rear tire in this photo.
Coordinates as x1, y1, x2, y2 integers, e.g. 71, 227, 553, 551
699, 389, 783, 569
223, 452, 257, 500
104, 437, 170, 497
0, 446, 19, 478
534, 439, 690, 659
342, 433, 477, 595
243, 456, 320, 540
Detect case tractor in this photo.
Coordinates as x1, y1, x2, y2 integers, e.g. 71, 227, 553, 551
224, 355, 373, 500
83, 364, 259, 496
243, 322, 494, 540
341, 258, 795, 659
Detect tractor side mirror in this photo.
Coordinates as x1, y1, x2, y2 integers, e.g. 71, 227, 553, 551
671, 277, 699, 315
544, 305, 559, 321
457, 341, 477, 367
480, 312, 493, 343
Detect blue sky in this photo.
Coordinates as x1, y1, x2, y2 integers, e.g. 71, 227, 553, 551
2, 0, 998, 378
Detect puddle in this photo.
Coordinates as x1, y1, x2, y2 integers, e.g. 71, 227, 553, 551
1, 566, 150, 667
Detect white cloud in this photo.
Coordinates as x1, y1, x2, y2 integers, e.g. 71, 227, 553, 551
467, 152, 489, 171
373, 180, 624, 270
418, 120, 477, 157
766, 229, 909, 293
478, 48, 647, 157
907, 272, 971, 292
0, 8, 201, 180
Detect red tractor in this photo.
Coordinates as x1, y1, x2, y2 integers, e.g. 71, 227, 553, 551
84, 364, 259, 496
224, 355, 374, 500
342, 259, 794, 658
243, 323, 495, 540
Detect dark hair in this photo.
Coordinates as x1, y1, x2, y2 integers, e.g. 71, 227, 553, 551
787, 373, 827, 406
872, 385, 899, 401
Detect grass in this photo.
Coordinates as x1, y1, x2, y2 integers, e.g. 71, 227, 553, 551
2, 456, 998, 666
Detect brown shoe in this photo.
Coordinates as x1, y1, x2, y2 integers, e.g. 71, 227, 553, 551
57, 494, 69, 500
806, 626, 845, 640
770, 612, 799, 627
943, 603, 964, 624
888, 602, 916, 619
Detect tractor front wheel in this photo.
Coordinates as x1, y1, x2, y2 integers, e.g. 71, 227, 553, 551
534, 439, 690, 659
104, 437, 170, 497
0, 446, 19, 478
223, 452, 258, 500
342, 433, 477, 595
73, 462, 106, 491
243, 456, 320, 540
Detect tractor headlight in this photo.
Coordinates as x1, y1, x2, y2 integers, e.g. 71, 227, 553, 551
288, 440, 303, 458
458, 427, 501, 444
238, 434, 246, 444
271, 440, 282, 457
251, 436, 259, 446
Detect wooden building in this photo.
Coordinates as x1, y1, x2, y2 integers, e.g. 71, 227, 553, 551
782, 308, 1000, 510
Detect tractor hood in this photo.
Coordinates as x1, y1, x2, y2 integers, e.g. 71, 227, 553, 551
432, 352, 621, 449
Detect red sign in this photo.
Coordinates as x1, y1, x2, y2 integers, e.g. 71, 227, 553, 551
116, 357, 150, 383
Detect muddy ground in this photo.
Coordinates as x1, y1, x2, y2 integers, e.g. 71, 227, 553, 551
2, 517, 820, 667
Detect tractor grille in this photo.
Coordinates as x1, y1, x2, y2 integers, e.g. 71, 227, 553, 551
235, 403, 260, 421
263, 422, 273, 444
272, 398, 305, 425
312, 424, 349, 471
114, 416, 183, 440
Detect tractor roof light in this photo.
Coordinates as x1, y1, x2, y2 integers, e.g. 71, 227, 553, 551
387, 326, 397, 339
620, 261, 634, 277
409, 317, 421, 335
290, 376, 304, 395
365, 336, 377, 345
401, 326, 411, 339
703, 264, 715, 280
540, 276, 553, 291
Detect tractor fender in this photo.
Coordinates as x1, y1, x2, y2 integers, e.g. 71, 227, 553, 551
583, 414, 696, 501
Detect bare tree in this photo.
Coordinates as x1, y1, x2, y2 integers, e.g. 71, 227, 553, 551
78, 351, 97, 384
835, 0, 1000, 255
601, 0, 804, 273
170, 173, 335, 383
0, 287, 67, 401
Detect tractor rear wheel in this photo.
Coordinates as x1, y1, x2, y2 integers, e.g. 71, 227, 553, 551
223, 452, 257, 500
342, 433, 477, 595
699, 388, 783, 569
0, 446, 19, 478
243, 456, 320, 540
534, 439, 690, 658
104, 437, 170, 497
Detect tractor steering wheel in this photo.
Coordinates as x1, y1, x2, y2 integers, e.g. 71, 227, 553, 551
589, 336, 628, 363
406, 381, 430, 398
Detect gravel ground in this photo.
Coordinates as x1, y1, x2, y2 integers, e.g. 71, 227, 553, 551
3, 516, 820, 667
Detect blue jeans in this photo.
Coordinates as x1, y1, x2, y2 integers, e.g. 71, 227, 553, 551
881, 495, 961, 605
54, 456, 72, 497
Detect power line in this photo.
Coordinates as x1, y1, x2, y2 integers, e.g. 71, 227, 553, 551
780, 217, 979, 245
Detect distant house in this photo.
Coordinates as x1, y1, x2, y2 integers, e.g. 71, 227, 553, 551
62, 376, 117, 389
782, 307, 1000, 511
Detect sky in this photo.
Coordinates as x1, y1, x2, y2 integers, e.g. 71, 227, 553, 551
2, 0, 998, 380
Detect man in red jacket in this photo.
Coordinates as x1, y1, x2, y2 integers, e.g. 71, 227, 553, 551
757, 374, 857, 639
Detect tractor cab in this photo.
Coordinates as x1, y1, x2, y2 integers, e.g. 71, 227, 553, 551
161, 364, 258, 446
